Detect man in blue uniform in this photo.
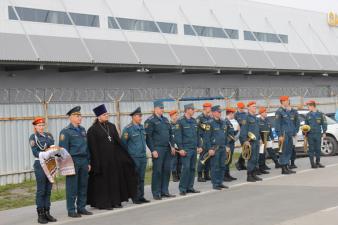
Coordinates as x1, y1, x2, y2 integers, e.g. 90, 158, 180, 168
59, 106, 92, 218
145, 100, 176, 200
240, 101, 262, 182
305, 100, 327, 168
288, 104, 300, 169
258, 107, 280, 172
121, 107, 150, 204
235, 102, 248, 171
275, 96, 296, 175
206, 105, 229, 189
224, 107, 237, 182
196, 102, 213, 182
169, 110, 182, 182
176, 103, 202, 195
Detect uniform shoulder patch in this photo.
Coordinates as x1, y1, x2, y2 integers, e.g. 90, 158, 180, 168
123, 132, 129, 140
59, 133, 65, 141
30, 139, 35, 147
241, 120, 247, 125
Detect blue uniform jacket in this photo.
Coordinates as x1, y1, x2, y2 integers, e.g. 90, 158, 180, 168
239, 113, 260, 144
121, 123, 147, 158
145, 114, 174, 152
29, 132, 55, 158
175, 115, 201, 150
305, 111, 328, 135
59, 123, 90, 162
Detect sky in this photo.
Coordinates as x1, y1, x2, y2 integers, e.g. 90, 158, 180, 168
251, 0, 338, 13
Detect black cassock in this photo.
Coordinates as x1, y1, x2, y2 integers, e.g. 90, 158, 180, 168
87, 121, 138, 209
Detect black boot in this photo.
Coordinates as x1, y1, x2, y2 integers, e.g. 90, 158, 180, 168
262, 164, 271, 170
228, 172, 237, 180
172, 172, 179, 182
316, 159, 325, 168
274, 160, 281, 169
197, 172, 206, 182
247, 171, 256, 182
289, 160, 297, 169
281, 165, 291, 175
235, 162, 247, 171
204, 172, 211, 181
259, 167, 270, 174
310, 157, 318, 169
223, 171, 233, 182
37, 208, 48, 224
255, 168, 262, 175
44, 208, 57, 222
253, 171, 263, 181
287, 166, 296, 174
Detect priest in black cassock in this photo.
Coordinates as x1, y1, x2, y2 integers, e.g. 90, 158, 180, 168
87, 104, 138, 210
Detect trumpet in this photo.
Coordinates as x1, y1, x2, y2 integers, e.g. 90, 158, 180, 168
242, 132, 256, 160
261, 131, 270, 153
301, 125, 311, 153
200, 146, 219, 165
278, 131, 285, 153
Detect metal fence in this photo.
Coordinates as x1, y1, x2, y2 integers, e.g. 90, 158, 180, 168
1, 87, 338, 185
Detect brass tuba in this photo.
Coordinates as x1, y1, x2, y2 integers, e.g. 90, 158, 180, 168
278, 131, 286, 153
242, 132, 256, 160
301, 125, 311, 153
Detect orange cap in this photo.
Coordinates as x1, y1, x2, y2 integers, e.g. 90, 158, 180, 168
259, 107, 267, 114
32, 117, 45, 125
247, 101, 256, 107
237, 102, 245, 109
279, 96, 289, 101
203, 102, 212, 108
306, 100, 316, 105
226, 107, 236, 113
169, 110, 178, 116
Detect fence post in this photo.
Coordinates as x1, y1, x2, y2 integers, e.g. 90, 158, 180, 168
107, 92, 124, 135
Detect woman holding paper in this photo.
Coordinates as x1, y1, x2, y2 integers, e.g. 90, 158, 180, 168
29, 117, 57, 224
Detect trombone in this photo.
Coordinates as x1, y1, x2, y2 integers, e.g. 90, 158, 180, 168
242, 132, 256, 160
225, 147, 231, 165
301, 125, 311, 153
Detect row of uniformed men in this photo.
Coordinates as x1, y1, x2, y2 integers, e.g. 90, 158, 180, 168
29, 96, 327, 223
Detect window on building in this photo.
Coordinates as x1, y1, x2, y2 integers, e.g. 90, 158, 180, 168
243, 30, 288, 43
8, 6, 100, 27
184, 24, 239, 39
108, 17, 177, 34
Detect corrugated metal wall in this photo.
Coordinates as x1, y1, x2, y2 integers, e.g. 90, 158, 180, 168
0, 97, 337, 185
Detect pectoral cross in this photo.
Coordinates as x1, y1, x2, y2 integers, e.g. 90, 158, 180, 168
108, 135, 112, 142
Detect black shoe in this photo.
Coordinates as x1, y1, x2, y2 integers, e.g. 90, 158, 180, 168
281, 165, 291, 175
44, 208, 57, 222
153, 196, 162, 200
37, 208, 48, 224
274, 161, 281, 169
253, 172, 263, 181
133, 199, 142, 204
213, 186, 222, 190
204, 172, 211, 181
197, 176, 206, 182
114, 204, 123, 208
223, 175, 233, 182
316, 162, 325, 168
288, 168, 296, 174
179, 192, 186, 196
139, 198, 150, 203
218, 184, 229, 189
68, 212, 81, 218
247, 173, 256, 182
162, 193, 176, 198
235, 162, 247, 171
262, 164, 271, 170
255, 169, 262, 175
172, 172, 179, 182
78, 209, 93, 215
289, 164, 297, 169
187, 189, 200, 194
259, 168, 270, 175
